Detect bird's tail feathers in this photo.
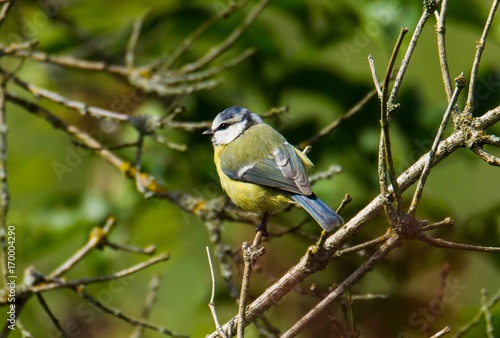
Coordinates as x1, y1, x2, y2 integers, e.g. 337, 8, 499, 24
291, 194, 344, 231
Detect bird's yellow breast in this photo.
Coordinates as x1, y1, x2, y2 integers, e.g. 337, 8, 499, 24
214, 144, 292, 213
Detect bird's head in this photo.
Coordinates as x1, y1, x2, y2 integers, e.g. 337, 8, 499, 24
203, 106, 263, 146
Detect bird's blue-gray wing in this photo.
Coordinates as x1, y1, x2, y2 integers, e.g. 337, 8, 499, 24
221, 142, 312, 195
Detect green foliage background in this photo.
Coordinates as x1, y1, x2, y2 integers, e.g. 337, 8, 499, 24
1, 0, 500, 337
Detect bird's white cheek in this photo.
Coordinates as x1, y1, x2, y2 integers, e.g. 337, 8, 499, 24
213, 123, 246, 145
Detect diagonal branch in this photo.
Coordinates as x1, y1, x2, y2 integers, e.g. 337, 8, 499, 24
388, 0, 437, 107
0, 1, 12, 28
299, 88, 377, 148
408, 74, 465, 216
48, 217, 116, 279
157, 0, 250, 71
471, 145, 500, 166
180, 0, 268, 74
77, 287, 186, 338
31, 253, 170, 293
281, 235, 401, 338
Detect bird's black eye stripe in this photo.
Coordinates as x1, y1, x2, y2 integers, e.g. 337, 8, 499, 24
218, 123, 229, 130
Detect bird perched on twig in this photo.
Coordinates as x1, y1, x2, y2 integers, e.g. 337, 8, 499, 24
204, 106, 344, 236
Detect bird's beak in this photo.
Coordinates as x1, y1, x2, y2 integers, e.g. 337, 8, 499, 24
203, 128, 214, 135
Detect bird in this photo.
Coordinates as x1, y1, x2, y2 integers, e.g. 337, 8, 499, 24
203, 106, 344, 236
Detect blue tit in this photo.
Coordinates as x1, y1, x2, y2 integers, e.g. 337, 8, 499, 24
203, 106, 344, 236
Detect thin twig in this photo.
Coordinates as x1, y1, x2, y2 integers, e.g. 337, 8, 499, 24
308, 165, 342, 185
453, 288, 500, 337
158, 0, 250, 71
336, 230, 391, 257
336, 194, 352, 215
5, 71, 130, 121
419, 235, 500, 253
465, 0, 499, 113
470, 145, 500, 166
0, 1, 12, 28
388, 1, 437, 107
77, 287, 186, 338
48, 217, 116, 279
206, 246, 228, 338
367, 55, 382, 98
423, 263, 451, 333
2, 49, 129, 75
430, 326, 451, 338
180, 0, 269, 74
379, 27, 408, 213
435, 0, 453, 100
422, 217, 454, 231
481, 289, 495, 337
281, 235, 401, 338
237, 231, 265, 338
32, 253, 170, 293
134, 134, 148, 195
36, 294, 69, 338
106, 241, 156, 255
126, 10, 151, 69
300, 89, 376, 148
408, 74, 465, 216
130, 273, 162, 338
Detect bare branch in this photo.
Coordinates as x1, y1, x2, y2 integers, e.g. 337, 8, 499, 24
237, 231, 265, 338
77, 287, 186, 338
453, 288, 500, 337
408, 73, 465, 216
422, 217, 454, 231
430, 326, 451, 338
471, 145, 500, 166
367, 54, 382, 98
299, 89, 376, 148
5, 71, 130, 121
379, 27, 408, 213
308, 165, 342, 185
206, 246, 228, 338
0, 1, 12, 28
32, 253, 170, 293
388, 1, 437, 107
281, 235, 401, 338
158, 0, 250, 71
465, 0, 499, 113
1, 49, 129, 75
36, 294, 69, 338
180, 0, 269, 74
435, 0, 453, 100
130, 273, 162, 338
48, 217, 116, 279
335, 229, 391, 257
419, 234, 500, 253
126, 10, 151, 69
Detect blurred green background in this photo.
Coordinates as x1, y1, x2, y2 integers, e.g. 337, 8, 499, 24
1, 0, 500, 337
